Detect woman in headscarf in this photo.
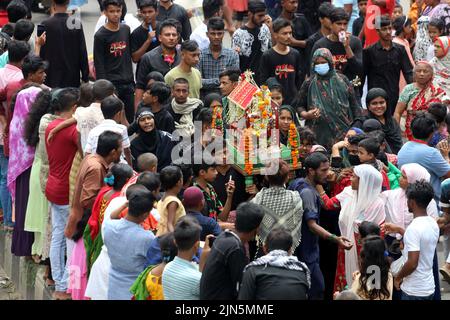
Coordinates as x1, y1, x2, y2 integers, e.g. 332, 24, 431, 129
251, 159, 303, 258
130, 108, 175, 172
382, 163, 439, 244
430, 36, 450, 96
7, 86, 42, 257
334, 164, 386, 292
279, 105, 300, 147
394, 61, 449, 140
294, 48, 361, 150
354, 88, 403, 154
413, 16, 433, 61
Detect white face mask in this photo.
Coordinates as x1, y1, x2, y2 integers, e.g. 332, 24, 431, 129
314, 63, 330, 75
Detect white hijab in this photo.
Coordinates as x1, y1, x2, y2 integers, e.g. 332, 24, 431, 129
336, 164, 386, 286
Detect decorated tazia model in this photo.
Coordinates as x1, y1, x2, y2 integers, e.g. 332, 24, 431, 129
214, 70, 301, 184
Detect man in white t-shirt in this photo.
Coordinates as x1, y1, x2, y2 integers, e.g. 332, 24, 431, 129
394, 180, 439, 300
85, 95, 132, 166
190, 0, 223, 50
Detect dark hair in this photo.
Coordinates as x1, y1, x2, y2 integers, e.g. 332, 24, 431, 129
196, 107, 213, 124
358, 221, 381, 239
136, 171, 161, 192
348, 133, 367, 146
101, 95, 124, 119
265, 227, 293, 252
173, 163, 193, 186
203, 93, 222, 109
272, 18, 292, 33
93, 79, 115, 101
411, 113, 438, 140
159, 232, 178, 263
266, 77, 283, 93
318, 2, 334, 19
219, 69, 240, 82
366, 88, 388, 106
375, 14, 392, 29
13, 19, 34, 41
193, 162, 216, 177
330, 7, 349, 23
235, 202, 265, 233
146, 71, 165, 84
366, 130, 385, 145
53, 0, 70, 4
445, 113, 450, 129
207, 17, 225, 31
428, 102, 447, 124
406, 180, 435, 209
248, 0, 266, 14
358, 138, 380, 157
362, 119, 382, 133
359, 235, 391, 300
138, 0, 157, 10
304, 152, 329, 171
52, 87, 79, 113
203, 0, 224, 20
357, 0, 367, 3
8, 40, 29, 63
181, 39, 199, 52
105, 163, 134, 190
159, 18, 181, 35
149, 81, 171, 103
1, 23, 15, 37
429, 17, 445, 32
103, 0, 122, 10
79, 82, 94, 108
6, 0, 28, 23
174, 216, 202, 251
137, 152, 158, 172
298, 127, 317, 145
173, 77, 190, 88
160, 165, 183, 190
266, 159, 290, 186
21, 54, 48, 79
128, 187, 155, 217
126, 183, 146, 199
24, 89, 52, 147
392, 16, 411, 36
96, 131, 122, 157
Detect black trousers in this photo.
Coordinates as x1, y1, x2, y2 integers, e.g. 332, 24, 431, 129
113, 82, 135, 124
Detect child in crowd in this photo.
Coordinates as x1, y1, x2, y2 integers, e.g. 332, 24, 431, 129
352, 0, 367, 38
266, 77, 284, 106
358, 137, 390, 190
427, 102, 448, 147
427, 18, 445, 61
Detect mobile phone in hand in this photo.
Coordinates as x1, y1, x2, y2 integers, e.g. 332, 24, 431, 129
37, 24, 46, 37
208, 235, 216, 247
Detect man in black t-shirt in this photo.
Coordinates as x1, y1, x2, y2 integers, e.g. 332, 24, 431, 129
130, 0, 160, 69
260, 18, 302, 104
231, 0, 273, 84
94, 0, 134, 123
200, 202, 265, 300
157, 0, 192, 40
311, 7, 363, 85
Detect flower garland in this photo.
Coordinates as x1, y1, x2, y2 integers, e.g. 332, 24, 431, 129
244, 129, 253, 175
289, 123, 299, 168
211, 105, 223, 137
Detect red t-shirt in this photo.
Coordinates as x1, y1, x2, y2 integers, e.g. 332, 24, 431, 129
45, 119, 78, 205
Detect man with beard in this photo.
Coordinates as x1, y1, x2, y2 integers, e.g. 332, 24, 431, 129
289, 152, 353, 300
135, 19, 181, 109
232, 0, 273, 84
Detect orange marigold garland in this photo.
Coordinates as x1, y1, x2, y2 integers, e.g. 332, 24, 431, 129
244, 129, 253, 175
289, 123, 299, 168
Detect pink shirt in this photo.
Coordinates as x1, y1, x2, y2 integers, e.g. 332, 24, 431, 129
0, 64, 23, 145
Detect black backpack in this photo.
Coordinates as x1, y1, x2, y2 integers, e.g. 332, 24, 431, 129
0, 31, 11, 55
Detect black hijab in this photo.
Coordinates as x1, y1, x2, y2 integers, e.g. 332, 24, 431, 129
134, 108, 159, 154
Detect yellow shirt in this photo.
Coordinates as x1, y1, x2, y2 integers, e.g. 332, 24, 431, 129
156, 195, 185, 236
145, 272, 164, 300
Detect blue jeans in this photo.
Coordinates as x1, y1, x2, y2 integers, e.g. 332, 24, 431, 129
49, 203, 70, 292
401, 292, 434, 300
0, 146, 12, 227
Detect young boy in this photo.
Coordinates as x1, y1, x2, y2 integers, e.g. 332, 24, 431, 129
131, 0, 159, 65
84, 95, 132, 166
184, 186, 222, 241
103, 186, 156, 300
193, 162, 234, 229
392, 4, 403, 20
156, 165, 186, 236
94, 0, 135, 123
164, 40, 202, 99
393, 180, 439, 300
259, 17, 302, 104
162, 216, 204, 300
358, 137, 390, 190
140, 81, 174, 133
352, 0, 367, 38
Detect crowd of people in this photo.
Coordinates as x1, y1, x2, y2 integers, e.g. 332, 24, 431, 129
0, 0, 449, 301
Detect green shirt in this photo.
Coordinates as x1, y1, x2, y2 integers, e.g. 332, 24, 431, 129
0, 51, 9, 68
164, 66, 202, 99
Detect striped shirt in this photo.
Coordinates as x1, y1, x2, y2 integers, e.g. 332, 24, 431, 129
162, 256, 201, 300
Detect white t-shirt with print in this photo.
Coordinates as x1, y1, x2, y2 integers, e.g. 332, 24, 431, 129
73, 102, 104, 151
84, 119, 130, 154
400, 215, 439, 297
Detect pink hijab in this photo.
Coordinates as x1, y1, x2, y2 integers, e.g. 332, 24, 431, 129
7, 86, 41, 200
382, 163, 438, 234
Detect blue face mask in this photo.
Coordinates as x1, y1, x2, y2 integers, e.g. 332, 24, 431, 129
314, 63, 330, 76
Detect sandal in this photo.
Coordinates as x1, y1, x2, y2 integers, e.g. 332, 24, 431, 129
440, 266, 450, 284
